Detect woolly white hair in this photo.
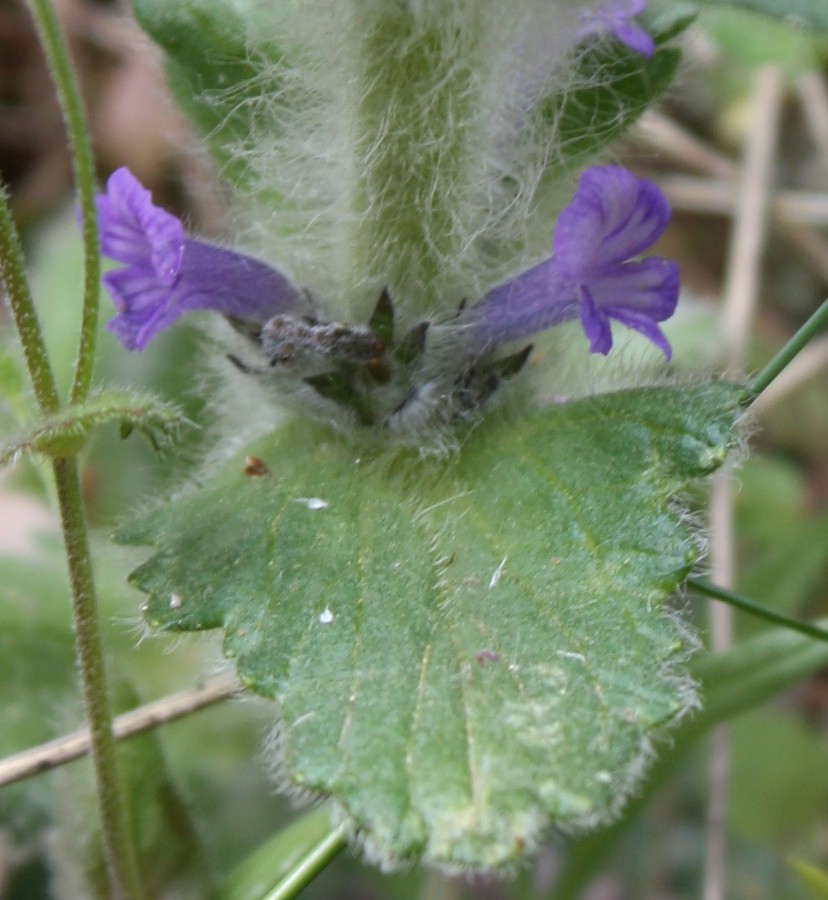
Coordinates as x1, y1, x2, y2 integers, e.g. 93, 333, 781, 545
210, 1, 612, 325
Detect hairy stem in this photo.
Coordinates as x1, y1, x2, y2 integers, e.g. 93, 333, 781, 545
27, 0, 100, 405
350, 7, 475, 318
21, 3, 141, 892
0, 185, 60, 414
52, 457, 142, 900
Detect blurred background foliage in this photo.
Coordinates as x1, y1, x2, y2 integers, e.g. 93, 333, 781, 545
1, 1, 828, 898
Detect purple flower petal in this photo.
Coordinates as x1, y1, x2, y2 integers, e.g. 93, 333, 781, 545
582, 261, 677, 360
602, 305, 672, 360
554, 167, 670, 274
468, 165, 679, 360
580, 288, 614, 355
609, 17, 656, 58
588, 258, 679, 320
96, 168, 184, 283
97, 168, 305, 350
579, 0, 655, 58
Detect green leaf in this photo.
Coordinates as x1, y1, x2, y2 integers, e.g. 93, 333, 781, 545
728, 710, 828, 841
692, 620, 828, 731
131, 0, 289, 189
1, 389, 184, 464
116, 382, 742, 870
698, 0, 828, 30
543, 11, 689, 173
0, 585, 77, 787
791, 860, 828, 899
559, 48, 680, 165
644, 1, 701, 40
702, 7, 824, 71
739, 511, 828, 629
552, 620, 828, 899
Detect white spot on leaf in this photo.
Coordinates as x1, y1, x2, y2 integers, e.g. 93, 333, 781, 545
291, 711, 315, 729
319, 606, 334, 624
295, 497, 329, 510
169, 593, 183, 609
489, 556, 507, 588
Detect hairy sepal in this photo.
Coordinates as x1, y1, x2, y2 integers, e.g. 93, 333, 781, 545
115, 381, 742, 870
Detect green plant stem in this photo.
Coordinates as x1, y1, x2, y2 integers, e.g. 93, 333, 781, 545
747, 296, 828, 400
0, 185, 60, 414
262, 825, 347, 900
687, 577, 828, 644
15, 3, 139, 893
219, 807, 338, 900
20, 4, 139, 893
27, 0, 100, 405
52, 457, 142, 900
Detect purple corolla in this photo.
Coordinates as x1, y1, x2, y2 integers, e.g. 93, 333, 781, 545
468, 166, 679, 359
98, 167, 304, 350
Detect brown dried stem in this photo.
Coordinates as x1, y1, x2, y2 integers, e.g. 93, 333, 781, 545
0, 675, 242, 788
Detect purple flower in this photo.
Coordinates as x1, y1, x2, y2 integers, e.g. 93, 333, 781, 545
469, 166, 679, 360
98, 168, 305, 350
579, 0, 655, 58
97, 167, 677, 366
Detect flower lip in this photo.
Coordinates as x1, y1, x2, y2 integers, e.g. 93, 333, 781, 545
97, 167, 306, 351
468, 165, 679, 359
553, 166, 671, 275
96, 168, 185, 284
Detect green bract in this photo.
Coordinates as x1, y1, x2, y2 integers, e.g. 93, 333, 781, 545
116, 382, 742, 869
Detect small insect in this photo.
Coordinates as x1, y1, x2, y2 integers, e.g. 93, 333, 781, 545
261, 315, 384, 372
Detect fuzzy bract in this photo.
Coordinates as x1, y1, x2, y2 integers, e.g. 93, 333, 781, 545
98, 168, 304, 350
469, 166, 679, 359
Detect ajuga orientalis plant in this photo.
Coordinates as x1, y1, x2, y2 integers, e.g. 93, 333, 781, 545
4, 0, 826, 895
104, 0, 745, 872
